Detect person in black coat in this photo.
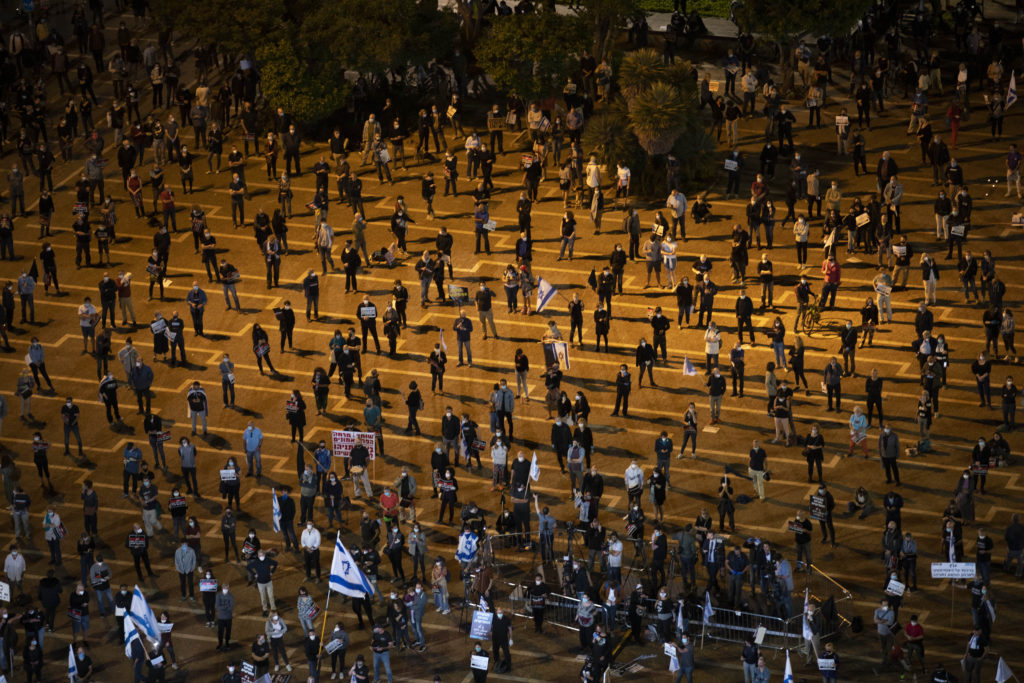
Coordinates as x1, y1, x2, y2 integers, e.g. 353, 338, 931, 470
612, 365, 631, 417
404, 382, 422, 435
636, 339, 656, 387
286, 390, 307, 443
277, 301, 295, 352
251, 324, 277, 375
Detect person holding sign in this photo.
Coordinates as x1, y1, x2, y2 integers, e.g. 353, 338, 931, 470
471, 642, 490, 682
251, 323, 277, 376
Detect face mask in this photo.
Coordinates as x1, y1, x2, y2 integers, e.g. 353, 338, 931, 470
390, 593, 397, 600
536, 579, 542, 585
222, 588, 229, 594
258, 554, 266, 561
78, 653, 85, 661
161, 617, 167, 623
659, 592, 667, 598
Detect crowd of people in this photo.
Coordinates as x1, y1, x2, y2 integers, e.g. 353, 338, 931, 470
0, 0, 1020, 682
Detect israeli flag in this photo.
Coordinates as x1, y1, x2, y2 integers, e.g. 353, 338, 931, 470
536, 277, 556, 312
550, 340, 570, 371
702, 591, 715, 625
129, 585, 161, 643
784, 649, 794, 683
456, 530, 479, 563
1008, 70, 1018, 109
802, 587, 813, 640
123, 614, 142, 657
682, 357, 698, 376
329, 533, 376, 598
529, 452, 541, 482
67, 644, 77, 680
272, 488, 282, 533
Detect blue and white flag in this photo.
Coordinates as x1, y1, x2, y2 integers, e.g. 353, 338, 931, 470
536, 277, 556, 312
784, 649, 794, 683
67, 644, 77, 680
129, 585, 161, 643
802, 588, 813, 640
702, 591, 715, 625
682, 357, 698, 376
529, 452, 540, 482
439, 329, 448, 353
272, 488, 282, 533
1008, 70, 1018, 109
329, 533, 376, 598
123, 614, 142, 657
456, 530, 479, 563
545, 340, 570, 371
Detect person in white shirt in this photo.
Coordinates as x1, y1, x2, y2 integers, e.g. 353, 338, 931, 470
666, 189, 688, 240
615, 163, 631, 201
624, 460, 644, 507
585, 156, 602, 204
78, 297, 98, 353
300, 522, 322, 583
4, 546, 26, 595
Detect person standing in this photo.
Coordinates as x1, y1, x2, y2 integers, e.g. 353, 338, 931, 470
215, 582, 234, 651
878, 424, 901, 484
246, 550, 279, 617
748, 440, 767, 501
174, 539, 196, 602
61, 397, 84, 458
300, 520, 321, 583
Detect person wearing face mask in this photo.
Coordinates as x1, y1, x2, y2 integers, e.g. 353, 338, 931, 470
470, 640, 491, 681
247, 549, 279, 617
489, 603, 513, 671
296, 517, 322, 583
264, 612, 292, 672
971, 438, 991, 494
878, 424, 901, 485
68, 581, 90, 639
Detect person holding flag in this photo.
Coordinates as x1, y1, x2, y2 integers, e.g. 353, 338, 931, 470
536, 276, 556, 313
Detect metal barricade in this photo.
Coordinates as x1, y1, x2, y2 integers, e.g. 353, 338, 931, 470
803, 564, 854, 640
542, 592, 582, 632
700, 608, 802, 651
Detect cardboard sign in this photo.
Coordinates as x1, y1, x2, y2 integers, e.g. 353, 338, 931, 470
875, 284, 892, 296
950, 223, 966, 237
219, 469, 238, 482
817, 658, 836, 671
448, 284, 469, 304
331, 430, 377, 460
724, 159, 739, 172
200, 579, 218, 592
893, 245, 907, 257
359, 306, 376, 319
810, 494, 828, 521
855, 212, 870, 227
886, 579, 905, 596
930, 562, 977, 579
469, 609, 493, 640
471, 654, 489, 670
325, 638, 346, 654
0, 582, 9, 602
835, 115, 849, 126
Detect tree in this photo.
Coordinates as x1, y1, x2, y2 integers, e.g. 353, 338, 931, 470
476, 11, 589, 103
149, 0, 288, 57
256, 40, 348, 124
734, 0, 872, 93
302, 0, 457, 77
577, 0, 639, 61
582, 49, 714, 195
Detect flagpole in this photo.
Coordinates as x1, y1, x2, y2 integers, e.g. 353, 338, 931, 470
315, 573, 334, 670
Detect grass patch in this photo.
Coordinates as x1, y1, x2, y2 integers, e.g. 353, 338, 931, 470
635, 0, 731, 18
